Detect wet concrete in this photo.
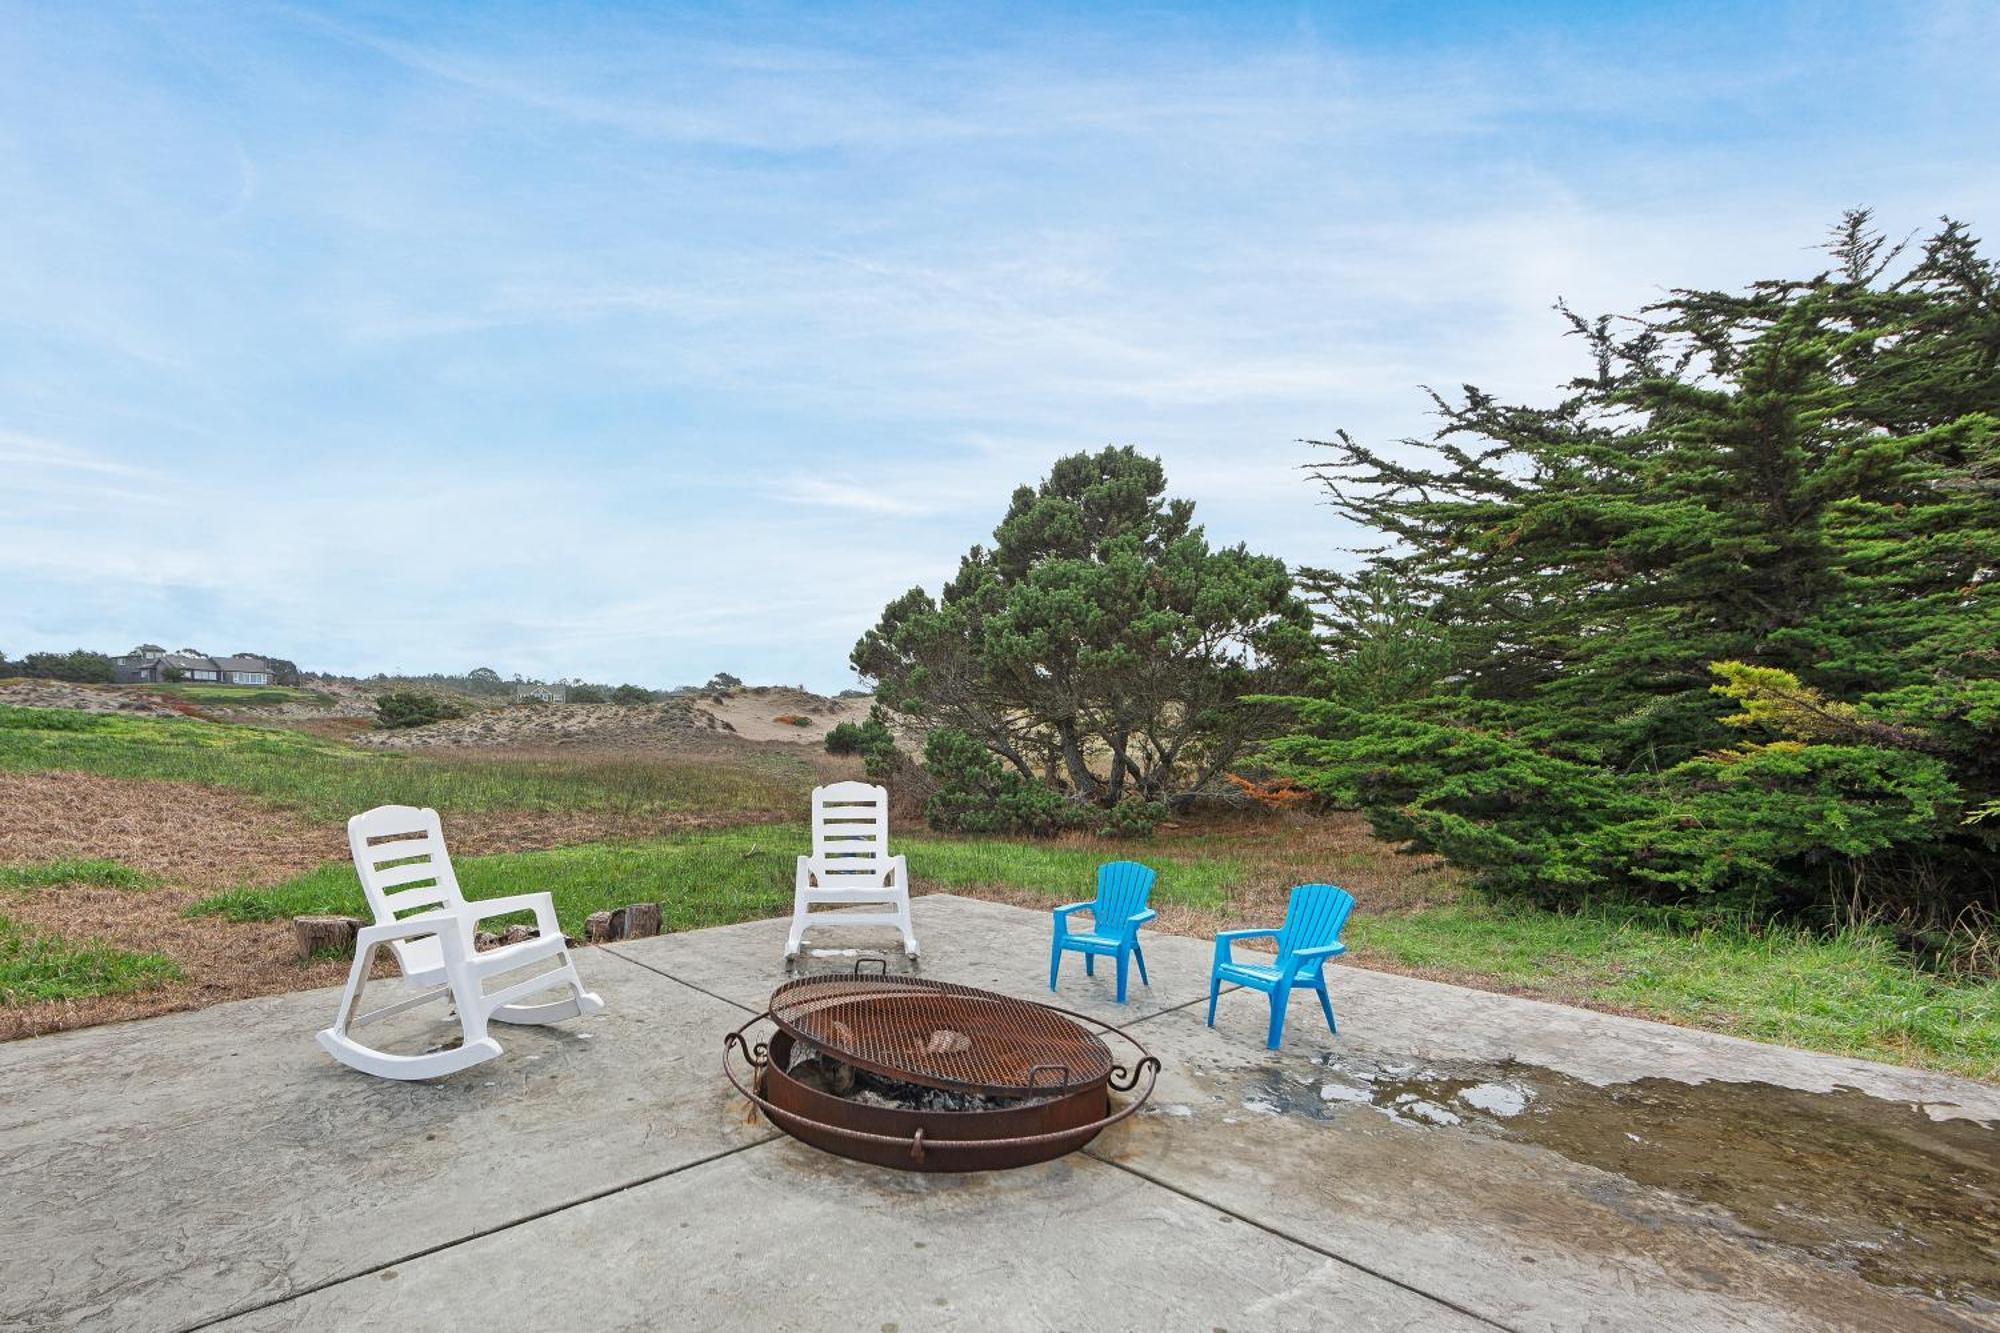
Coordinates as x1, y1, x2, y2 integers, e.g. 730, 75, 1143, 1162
1241, 1050, 2000, 1310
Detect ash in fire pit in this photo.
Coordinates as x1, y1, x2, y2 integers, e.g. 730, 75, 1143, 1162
724, 970, 1160, 1172
785, 1043, 1052, 1114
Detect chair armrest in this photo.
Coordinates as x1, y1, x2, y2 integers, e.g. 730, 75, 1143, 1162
1212, 926, 1279, 966
888, 853, 908, 887
1292, 942, 1346, 960
796, 854, 814, 889
356, 912, 467, 960
1051, 901, 1091, 938
1124, 908, 1157, 939
464, 892, 562, 938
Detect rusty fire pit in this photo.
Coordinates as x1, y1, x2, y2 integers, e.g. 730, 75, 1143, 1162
723, 964, 1159, 1172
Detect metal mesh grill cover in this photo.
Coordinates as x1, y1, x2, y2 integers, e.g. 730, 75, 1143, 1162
767, 975, 1115, 1097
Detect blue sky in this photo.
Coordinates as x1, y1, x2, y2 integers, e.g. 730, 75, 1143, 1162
3, 2, 1995, 690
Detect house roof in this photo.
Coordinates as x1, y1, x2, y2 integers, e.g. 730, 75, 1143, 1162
117, 651, 272, 672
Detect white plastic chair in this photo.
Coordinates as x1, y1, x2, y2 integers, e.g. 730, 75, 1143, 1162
785, 781, 919, 965
317, 805, 604, 1080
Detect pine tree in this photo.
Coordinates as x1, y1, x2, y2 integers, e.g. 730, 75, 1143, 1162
1270, 213, 1999, 926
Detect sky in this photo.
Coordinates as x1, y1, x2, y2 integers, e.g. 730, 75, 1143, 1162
3, 1, 1996, 691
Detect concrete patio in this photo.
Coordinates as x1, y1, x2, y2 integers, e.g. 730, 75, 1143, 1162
2, 894, 1995, 1332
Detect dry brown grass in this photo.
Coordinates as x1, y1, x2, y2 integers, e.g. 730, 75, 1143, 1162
0, 768, 763, 1039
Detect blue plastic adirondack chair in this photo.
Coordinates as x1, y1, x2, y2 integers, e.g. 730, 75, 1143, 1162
1207, 883, 1355, 1049
1049, 861, 1158, 1004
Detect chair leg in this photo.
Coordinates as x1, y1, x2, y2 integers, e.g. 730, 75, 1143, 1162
1206, 974, 1221, 1026
1115, 949, 1129, 1004
1084, 953, 1095, 978
785, 893, 810, 959
1133, 944, 1149, 988
1049, 941, 1062, 992
1316, 980, 1337, 1035
1266, 982, 1293, 1050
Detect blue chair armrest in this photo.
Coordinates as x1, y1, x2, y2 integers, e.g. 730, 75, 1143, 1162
1128, 909, 1157, 926
1212, 926, 1279, 967
1293, 942, 1346, 960
1052, 901, 1091, 939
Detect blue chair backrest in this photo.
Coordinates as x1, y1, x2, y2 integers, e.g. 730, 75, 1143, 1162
1277, 884, 1354, 960
1095, 861, 1157, 923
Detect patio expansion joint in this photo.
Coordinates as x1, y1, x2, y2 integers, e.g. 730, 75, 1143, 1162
167, 1136, 783, 1333
598, 944, 762, 1014
1083, 1153, 1522, 1333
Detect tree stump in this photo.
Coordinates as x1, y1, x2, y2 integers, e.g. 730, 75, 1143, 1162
293, 915, 361, 962
582, 904, 661, 944
623, 902, 662, 939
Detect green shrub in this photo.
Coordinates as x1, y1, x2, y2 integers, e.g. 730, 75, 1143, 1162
609, 684, 653, 705
921, 728, 1087, 835
567, 685, 607, 704
1093, 799, 1167, 839
373, 691, 470, 730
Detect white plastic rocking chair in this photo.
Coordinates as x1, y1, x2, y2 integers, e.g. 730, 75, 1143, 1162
317, 804, 604, 1080
785, 781, 918, 966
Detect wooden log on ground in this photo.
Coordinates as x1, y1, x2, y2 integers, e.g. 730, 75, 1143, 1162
623, 902, 662, 939
584, 910, 614, 944
294, 915, 361, 962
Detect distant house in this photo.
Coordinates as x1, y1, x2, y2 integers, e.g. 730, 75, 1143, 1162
113, 650, 275, 686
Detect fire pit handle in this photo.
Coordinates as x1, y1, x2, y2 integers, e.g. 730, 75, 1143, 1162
723, 1022, 770, 1070
1024, 1063, 1071, 1089
852, 957, 889, 978
1109, 1055, 1159, 1093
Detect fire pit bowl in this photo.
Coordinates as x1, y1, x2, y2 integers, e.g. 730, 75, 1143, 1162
723, 966, 1159, 1172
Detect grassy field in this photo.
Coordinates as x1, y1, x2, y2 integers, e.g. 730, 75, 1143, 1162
0, 915, 181, 1004
191, 826, 1242, 931
1360, 900, 1999, 1076
0, 705, 815, 821
3, 700, 1994, 1076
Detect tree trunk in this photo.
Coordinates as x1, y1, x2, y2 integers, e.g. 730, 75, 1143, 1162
1104, 730, 1131, 804
1055, 720, 1100, 802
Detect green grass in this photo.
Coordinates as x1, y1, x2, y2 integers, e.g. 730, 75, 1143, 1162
0, 705, 815, 822
191, 826, 1240, 932
1356, 900, 2000, 1078
148, 683, 335, 708
0, 916, 182, 1004
895, 833, 1240, 907
0, 859, 150, 891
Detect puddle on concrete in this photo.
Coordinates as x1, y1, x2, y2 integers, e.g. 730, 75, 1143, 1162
1235, 1052, 2000, 1309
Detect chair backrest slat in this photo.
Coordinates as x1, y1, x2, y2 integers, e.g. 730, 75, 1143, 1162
1277, 883, 1354, 961
347, 805, 467, 924
1093, 860, 1156, 924
810, 782, 891, 876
